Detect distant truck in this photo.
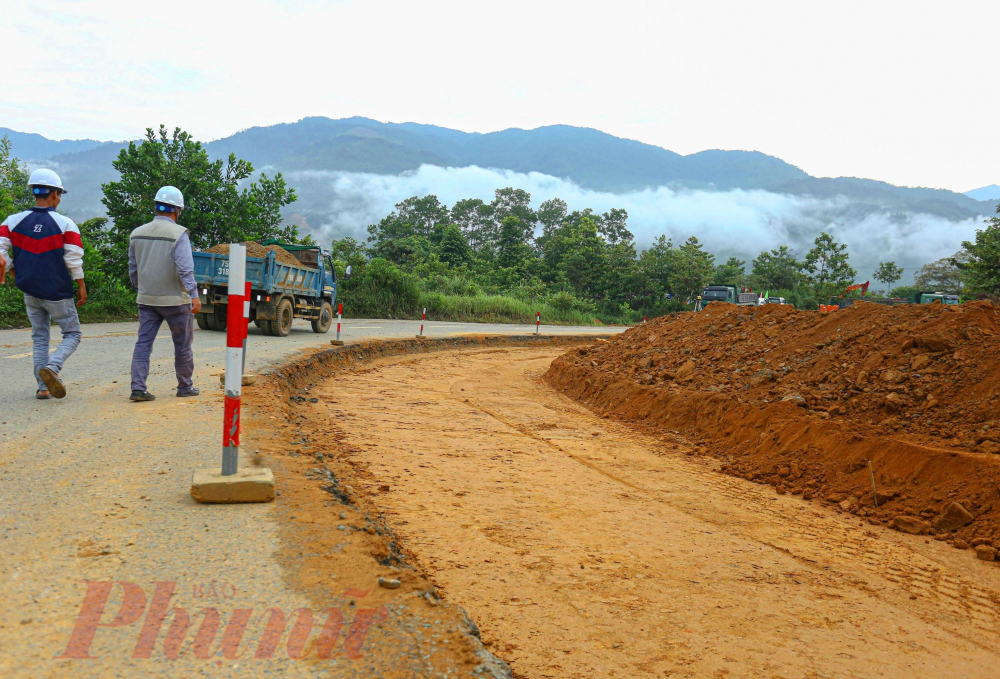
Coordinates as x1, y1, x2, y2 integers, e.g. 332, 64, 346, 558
192, 243, 338, 337
915, 291, 961, 305
697, 284, 758, 310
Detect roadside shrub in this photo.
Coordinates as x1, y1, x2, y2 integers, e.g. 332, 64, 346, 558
339, 257, 421, 318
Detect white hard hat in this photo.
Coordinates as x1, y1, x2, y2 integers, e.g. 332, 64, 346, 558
154, 186, 184, 209
28, 168, 66, 194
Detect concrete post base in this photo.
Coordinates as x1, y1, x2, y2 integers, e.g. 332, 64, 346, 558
191, 468, 275, 503
415, 335, 426, 339
330, 339, 345, 346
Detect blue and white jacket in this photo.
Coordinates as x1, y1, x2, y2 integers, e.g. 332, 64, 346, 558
0, 207, 85, 301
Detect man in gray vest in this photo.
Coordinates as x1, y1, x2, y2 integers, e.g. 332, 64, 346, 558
127, 185, 202, 401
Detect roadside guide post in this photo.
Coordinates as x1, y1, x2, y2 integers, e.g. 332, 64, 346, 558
535, 311, 541, 335
331, 302, 345, 346
416, 307, 426, 339
241, 281, 250, 375
190, 243, 274, 503
220, 280, 257, 386
222, 247, 247, 476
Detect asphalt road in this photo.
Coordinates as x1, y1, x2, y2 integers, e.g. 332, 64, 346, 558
0, 316, 619, 678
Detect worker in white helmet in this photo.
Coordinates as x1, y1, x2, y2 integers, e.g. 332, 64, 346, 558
126, 186, 202, 401
0, 169, 86, 399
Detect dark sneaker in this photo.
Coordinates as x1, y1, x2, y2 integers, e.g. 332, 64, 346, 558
129, 390, 156, 402
176, 387, 200, 397
35, 390, 50, 400
38, 367, 66, 399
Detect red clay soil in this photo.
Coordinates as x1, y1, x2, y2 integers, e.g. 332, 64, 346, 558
545, 300, 1000, 557
204, 241, 308, 267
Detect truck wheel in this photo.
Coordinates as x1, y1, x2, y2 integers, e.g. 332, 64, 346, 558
196, 313, 210, 330
311, 301, 333, 333
272, 298, 294, 337
208, 305, 228, 332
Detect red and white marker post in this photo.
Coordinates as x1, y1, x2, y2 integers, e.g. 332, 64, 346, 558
416, 307, 426, 338
241, 281, 251, 374
535, 311, 541, 335
331, 302, 345, 346
221, 244, 246, 476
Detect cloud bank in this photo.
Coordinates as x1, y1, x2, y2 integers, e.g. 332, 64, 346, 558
282, 164, 989, 281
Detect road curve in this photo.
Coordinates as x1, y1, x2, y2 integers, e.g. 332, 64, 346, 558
0, 317, 617, 678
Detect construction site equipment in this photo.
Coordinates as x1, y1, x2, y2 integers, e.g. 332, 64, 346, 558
820, 281, 870, 312
193, 242, 338, 337
698, 284, 759, 310
915, 291, 961, 305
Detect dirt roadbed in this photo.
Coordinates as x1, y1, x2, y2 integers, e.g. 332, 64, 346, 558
256, 341, 1000, 678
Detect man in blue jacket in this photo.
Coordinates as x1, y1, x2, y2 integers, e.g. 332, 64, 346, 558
0, 169, 86, 399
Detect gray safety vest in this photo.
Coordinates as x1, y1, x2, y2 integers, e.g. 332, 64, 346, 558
130, 219, 191, 306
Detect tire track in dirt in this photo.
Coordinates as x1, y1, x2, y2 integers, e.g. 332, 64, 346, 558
468, 370, 1000, 651
306, 346, 1000, 678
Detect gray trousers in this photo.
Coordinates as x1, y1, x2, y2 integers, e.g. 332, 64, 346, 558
130, 304, 194, 392
24, 294, 82, 391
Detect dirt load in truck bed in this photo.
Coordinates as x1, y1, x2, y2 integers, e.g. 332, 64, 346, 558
546, 300, 1000, 554
203, 241, 311, 268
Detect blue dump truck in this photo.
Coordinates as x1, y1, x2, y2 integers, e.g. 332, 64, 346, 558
192, 242, 337, 337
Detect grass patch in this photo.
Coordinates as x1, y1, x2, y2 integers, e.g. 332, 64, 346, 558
418, 292, 601, 326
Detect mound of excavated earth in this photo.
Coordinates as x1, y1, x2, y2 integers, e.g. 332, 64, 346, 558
204, 241, 308, 267
546, 300, 1000, 555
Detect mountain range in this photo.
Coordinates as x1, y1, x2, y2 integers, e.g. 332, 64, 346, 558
3, 117, 997, 233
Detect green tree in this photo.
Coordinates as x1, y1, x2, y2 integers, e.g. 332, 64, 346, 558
495, 216, 534, 271
802, 232, 856, 298
394, 195, 449, 238
0, 135, 32, 221
889, 284, 921, 301
712, 256, 747, 288
330, 235, 368, 280
669, 236, 714, 303
450, 198, 494, 251
77, 217, 117, 275
874, 261, 904, 296
435, 223, 472, 266
912, 254, 964, 294
750, 245, 802, 291
536, 198, 568, 239
102, 126, 297, 281
637, 235, 677, 305
960, 206, 1000, 294
597, 208, 632, 245
491, 188, 536, 241
557, 216, 608, 299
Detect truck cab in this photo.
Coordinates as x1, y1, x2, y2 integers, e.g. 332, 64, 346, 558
915, 291, 961, 305
701, 285, 737, 306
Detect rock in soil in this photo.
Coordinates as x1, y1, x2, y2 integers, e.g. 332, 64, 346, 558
975, 545, 998, 561
935, 502, 975, 532
379, 577, 402, 589
874, 488, 898, 504
889, 516, 931, 535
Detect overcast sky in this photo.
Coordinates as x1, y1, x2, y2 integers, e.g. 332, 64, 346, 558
2, 0, 996, 192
